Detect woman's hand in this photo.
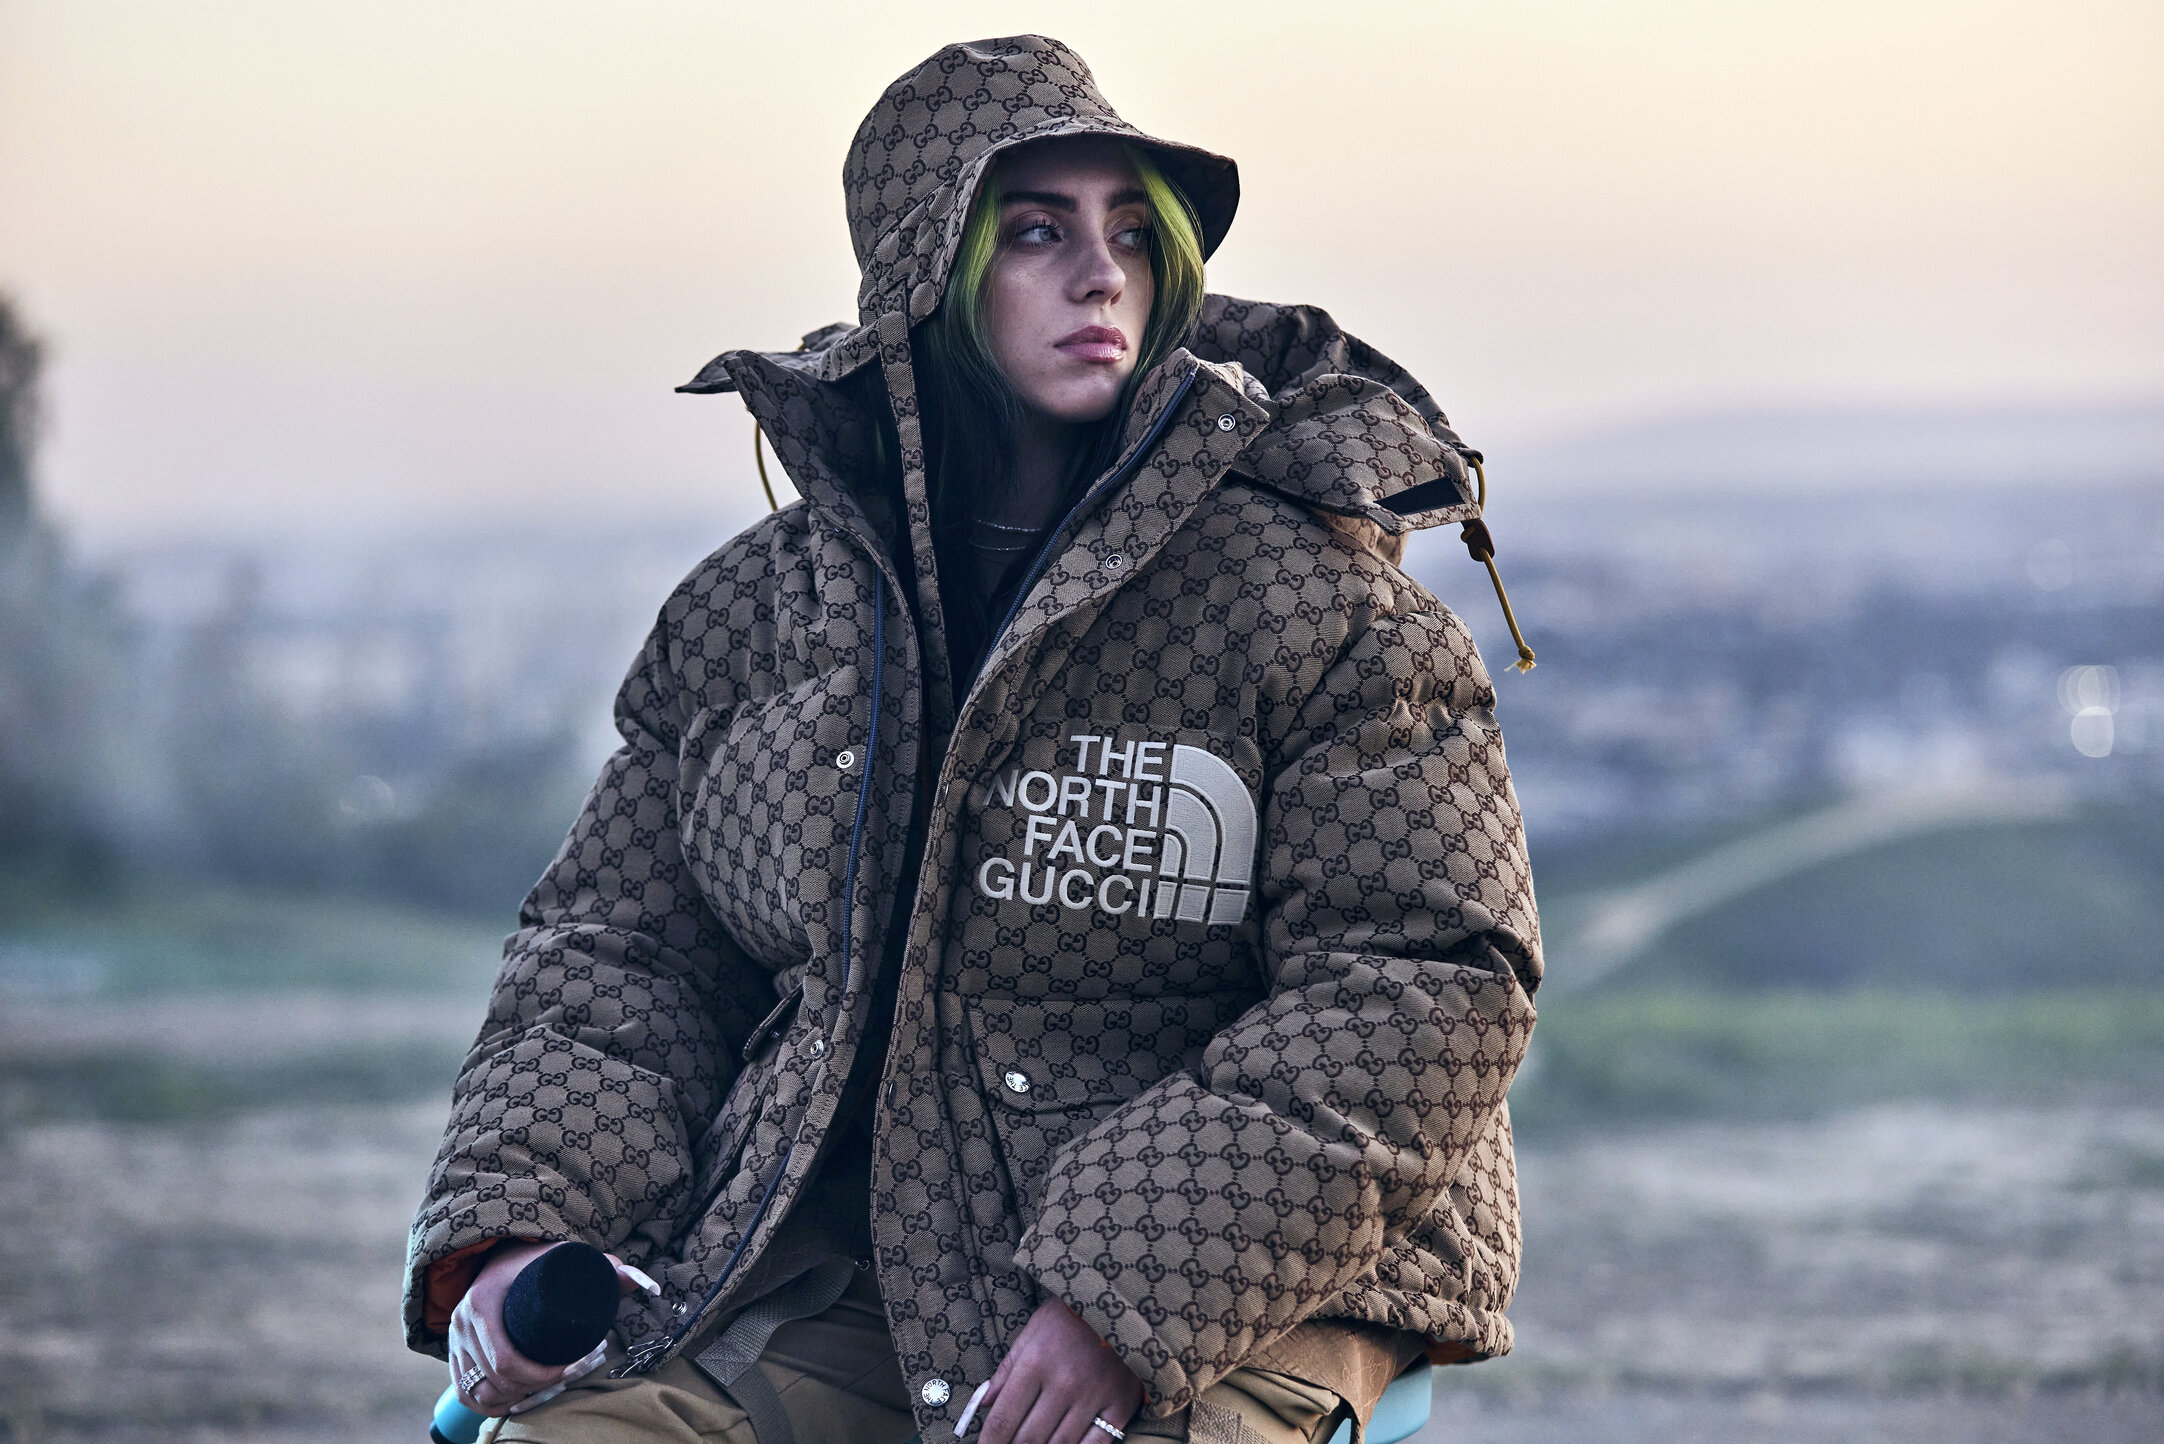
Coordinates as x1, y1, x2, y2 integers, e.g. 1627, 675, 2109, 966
447, 1241, 652, 1417
448, 1241, 563, 1417
974, 1298, 1145, 1444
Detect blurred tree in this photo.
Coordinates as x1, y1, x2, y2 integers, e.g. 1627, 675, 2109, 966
0, 297, 36, 537
365, 729, 588, 912
162, 556, 351, 885
0, 295, 130, 875
0, 293, 586, 913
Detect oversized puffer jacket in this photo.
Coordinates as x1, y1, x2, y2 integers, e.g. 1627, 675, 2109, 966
405, 35, 1541, 1436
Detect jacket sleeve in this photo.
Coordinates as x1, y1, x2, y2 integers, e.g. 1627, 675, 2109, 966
401, 606, 766, 1355
1011, 604, 1540, 1411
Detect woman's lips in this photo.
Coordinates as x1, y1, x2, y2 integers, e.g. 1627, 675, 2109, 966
1054, 325, 1127, 364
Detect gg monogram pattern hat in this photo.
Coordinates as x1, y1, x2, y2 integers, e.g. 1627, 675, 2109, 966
843, 35, 1239, 330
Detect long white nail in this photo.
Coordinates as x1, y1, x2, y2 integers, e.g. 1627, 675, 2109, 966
954, 1380, 993, 1437
619, 1264, 662, 1296
507, 1342, 609, 1414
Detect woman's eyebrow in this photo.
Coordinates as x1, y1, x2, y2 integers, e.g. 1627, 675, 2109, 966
1002, 189, 1077, 212
1001, 187, 1149, 211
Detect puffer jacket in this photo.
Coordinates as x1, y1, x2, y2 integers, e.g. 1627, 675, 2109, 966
404, 35, 1541, 1435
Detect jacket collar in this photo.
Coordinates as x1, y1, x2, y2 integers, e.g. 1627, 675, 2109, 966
676, 290, 1500, 739
680, 293, 1486, 539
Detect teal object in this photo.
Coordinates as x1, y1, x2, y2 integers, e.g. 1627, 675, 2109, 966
430, 1384, 485, 1443
1327, 1359, 1432, 1444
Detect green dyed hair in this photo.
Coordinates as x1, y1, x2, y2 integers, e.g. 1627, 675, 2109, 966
928, 144, 1205, 419
916, 144, 1205, 503
902, 143, 1206, 674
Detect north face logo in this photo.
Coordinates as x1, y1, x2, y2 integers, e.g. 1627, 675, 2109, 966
975, 733, 1257, 925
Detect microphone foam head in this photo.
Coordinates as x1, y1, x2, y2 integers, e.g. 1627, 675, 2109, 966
501, 1242, 620, 1366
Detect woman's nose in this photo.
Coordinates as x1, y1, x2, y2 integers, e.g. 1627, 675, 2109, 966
1068, 230, 1125, 304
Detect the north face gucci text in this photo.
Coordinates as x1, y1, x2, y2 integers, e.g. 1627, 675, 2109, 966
975, 734, 1257, 924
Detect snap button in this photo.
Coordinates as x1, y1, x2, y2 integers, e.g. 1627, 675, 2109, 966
810, 1037, 827, 1057
1003, 1069, 1032, 1095
835, 750, 855, 769
1216, 413, 1237, 432
1103, 553, 1125, 571
920, 1379, 952, 1407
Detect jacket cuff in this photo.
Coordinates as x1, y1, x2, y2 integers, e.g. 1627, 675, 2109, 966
403, 1187, 582, 1355
419, 1237, 540, 1337
1016, 1241, 1201, 1416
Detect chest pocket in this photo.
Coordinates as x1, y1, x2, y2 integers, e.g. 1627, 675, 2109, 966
966, 991, 1254, 1215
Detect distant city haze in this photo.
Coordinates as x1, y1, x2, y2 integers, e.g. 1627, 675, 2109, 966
1, 0, 2159, 542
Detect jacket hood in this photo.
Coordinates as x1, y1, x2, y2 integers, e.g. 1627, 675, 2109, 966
701, 36, 1240, 386
676, 34, 1473, 531
1189, 296, 1482, 533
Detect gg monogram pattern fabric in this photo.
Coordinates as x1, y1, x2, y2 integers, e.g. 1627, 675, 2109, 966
406, 35, 1540, 1437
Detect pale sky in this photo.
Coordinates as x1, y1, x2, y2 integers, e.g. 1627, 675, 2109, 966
2, 0, 2159, 541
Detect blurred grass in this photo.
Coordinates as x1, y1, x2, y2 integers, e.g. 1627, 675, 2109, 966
6, 805, 2161, 1132
0, 1041, 468, 1124
0, 878, 499, 1125
12, 981, 2163, 1129
1514, 987, 2164, 1129
0, 873, 505, 996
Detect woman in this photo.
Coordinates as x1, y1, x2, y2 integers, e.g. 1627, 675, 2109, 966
407, 36, 1541, 1444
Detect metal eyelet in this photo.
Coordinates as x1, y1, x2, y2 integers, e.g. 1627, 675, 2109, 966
1002, 1069, 1032, 1095
1216, 413, 1237, 432
835, 750, 856, 769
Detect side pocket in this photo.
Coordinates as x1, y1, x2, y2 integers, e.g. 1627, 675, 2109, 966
964, 992, 1253, 1218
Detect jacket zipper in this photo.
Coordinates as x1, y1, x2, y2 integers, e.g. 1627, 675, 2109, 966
851, 368, 1197, 1382
983, 368, 1199, 670
738, 985, 803, 1063
623, 579, 891, 1375
839, 587, 886, 994
618, 1139, 796, 1376
629, 372, 1188, 1376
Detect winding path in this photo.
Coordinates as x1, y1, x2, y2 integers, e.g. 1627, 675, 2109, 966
1552, 780, 2076, 991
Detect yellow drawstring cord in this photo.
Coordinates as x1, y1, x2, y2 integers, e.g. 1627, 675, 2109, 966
753, 422, 779, 512
748, 337, 814, 513
1461, 458, 1536, 672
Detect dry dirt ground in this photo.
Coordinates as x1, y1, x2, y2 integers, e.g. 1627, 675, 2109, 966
2, 996, 2159, 1442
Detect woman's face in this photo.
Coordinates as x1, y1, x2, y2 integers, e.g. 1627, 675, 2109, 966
979, 138, 1155, 427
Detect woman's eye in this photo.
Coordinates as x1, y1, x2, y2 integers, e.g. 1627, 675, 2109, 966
1012, 222, 1060, 245
1114, 224, 1151, 249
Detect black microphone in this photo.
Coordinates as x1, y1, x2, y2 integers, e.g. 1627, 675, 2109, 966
501, 1241, 620, 1364
430, 1242, 620, 1443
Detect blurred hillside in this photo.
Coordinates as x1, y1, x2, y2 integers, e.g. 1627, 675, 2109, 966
1429, 474, 2164, 841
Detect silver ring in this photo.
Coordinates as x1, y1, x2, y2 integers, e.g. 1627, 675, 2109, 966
1091, 1420, 1126, 1441
460, 1366, 488, 1394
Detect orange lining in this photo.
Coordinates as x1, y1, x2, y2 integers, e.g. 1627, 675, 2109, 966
421, 1238, 534, 1336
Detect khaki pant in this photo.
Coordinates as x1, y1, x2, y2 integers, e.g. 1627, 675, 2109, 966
488, 1267, 1345, 1444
